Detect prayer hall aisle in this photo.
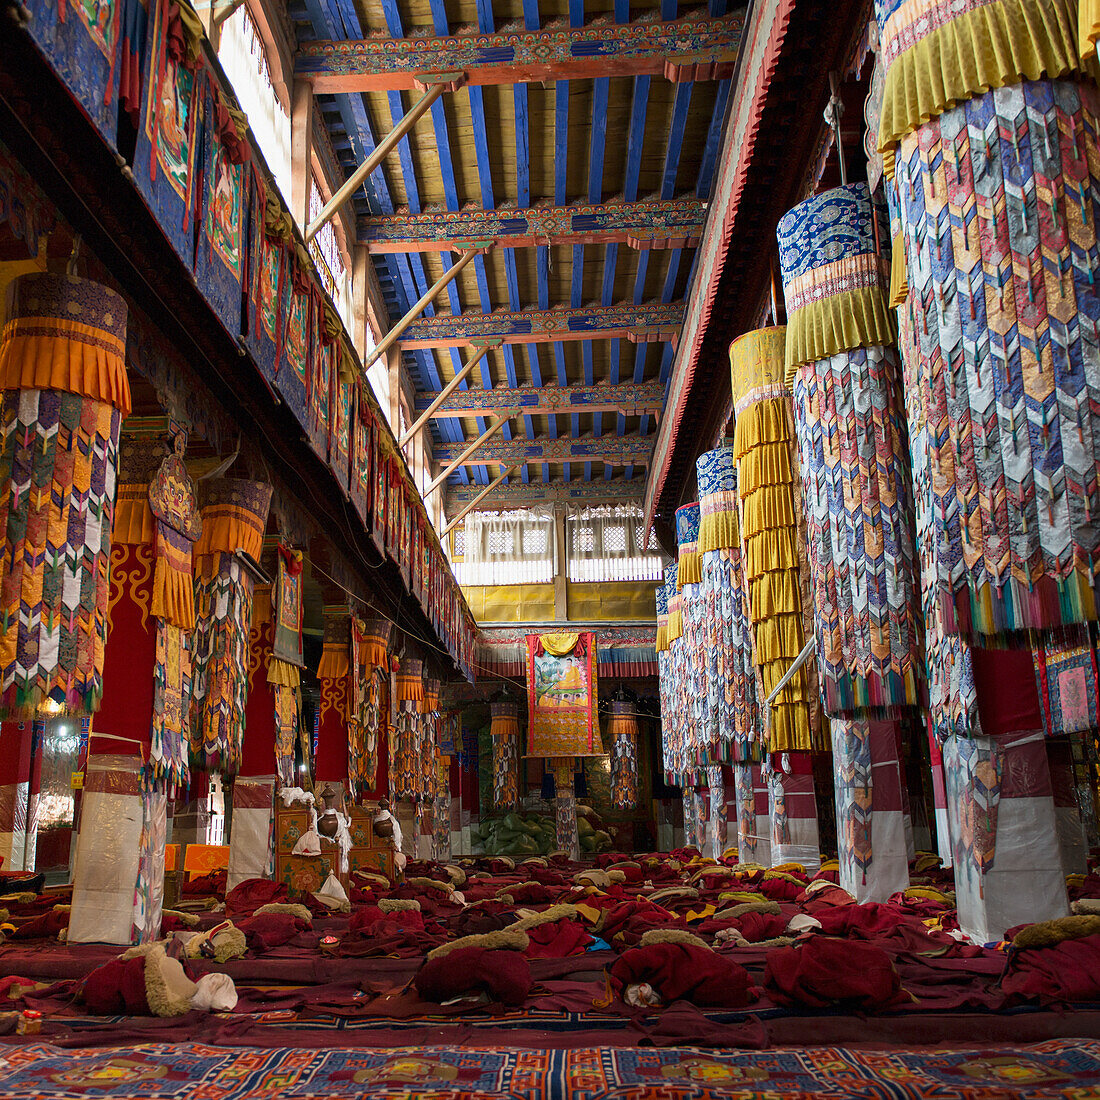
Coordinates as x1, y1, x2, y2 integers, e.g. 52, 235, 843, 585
6, 0, 1100, 1093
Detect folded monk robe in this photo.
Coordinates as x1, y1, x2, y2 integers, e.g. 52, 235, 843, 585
415, 946, 532, 1006
764, 936, 904, 1010
523, 917, 591, 959
225, 878, 290, 917
182, 870, 226, 897
610, 942, 753, 1008
10, 907, 69, 940
599, 900, 686, 945
234, 912, 310, 952
1002, 920, 1100, 1003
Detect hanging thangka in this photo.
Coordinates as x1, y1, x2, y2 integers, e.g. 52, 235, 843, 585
0, 274, 131, 719
350, 615, 392, 796
490, 699, 522, 811
1034, 626, 1100, 736
777, 182, 922, 717
190, 478, 272, 774
147, 433, 202, 790
132, 0, 202, 269
526, 633, 603, 759
608, 700, 639, 810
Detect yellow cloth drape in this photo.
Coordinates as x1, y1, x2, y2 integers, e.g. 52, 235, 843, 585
541, 632, 580, 657
784, 286, 897, 383
889, 233, 909, 308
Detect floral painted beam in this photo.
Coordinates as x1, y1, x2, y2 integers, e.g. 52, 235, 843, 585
295, 9, 744, 93
360, 198, 706, 253
413, 379, 665, 419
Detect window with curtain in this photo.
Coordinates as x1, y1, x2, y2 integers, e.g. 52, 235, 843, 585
457, 508, 557, 586
566, 504, 662, 582
308, 176, 353, 327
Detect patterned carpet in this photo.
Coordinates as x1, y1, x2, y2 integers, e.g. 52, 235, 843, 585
1, 1039, 1100, 1098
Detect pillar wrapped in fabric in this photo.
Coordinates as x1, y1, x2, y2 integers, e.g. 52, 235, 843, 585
552, 758, 579, 859
315, 609, 351, 790
654, 574, 669, 655
268, 546, 304, 787
877, 0, 1100, 639
0, 274, 132, 719
351, 616, 393, 798
393, 656, 425, 802
190, 478, 272, 774
767, 753, 820, 871
0, 721, 33, 869
832, 718, 911, 901
778, 182, 922, 717
730, 328, 825, 752
732, 762, 763, 864
696, 445, 765, 764
608, 700, 639, 809
433, 757, 451, 860
705, 765, 727, 859
677, 503, 712, 765
661, 565, 690, 785
681, 785, 698, 850
490, 699, 522, 812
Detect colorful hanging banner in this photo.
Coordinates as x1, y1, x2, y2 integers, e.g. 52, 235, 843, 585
526, 632, 602, 758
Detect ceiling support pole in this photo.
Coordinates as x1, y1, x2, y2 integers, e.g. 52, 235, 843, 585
363, 247, 487, 372
426, 417, 510, 496
398, 340, 500, 446
306, 77, 460, 242
442, 466, 519, 535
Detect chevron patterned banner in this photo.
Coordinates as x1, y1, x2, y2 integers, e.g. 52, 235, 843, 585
832, 717, 874, 882
608, 701, 639, 809
733, 761, 759, 863
0, 274, 131, 719
677, 503, 715, 768
894, 78, 1100, 640
696, 446, 764, 763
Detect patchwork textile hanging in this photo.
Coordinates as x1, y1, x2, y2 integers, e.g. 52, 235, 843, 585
393, 656, 425, 801
1034, 625, 1100, 735
490, 698, 522, 811
660, 565, 689, 785
608, 700, 639, 809
654, 578, 669, 654
676, 503, 711, 766
316, 609, 351, 788
730, 327, 824, 751
552, 757, 580, 859
266, 546, 304, 788
876, 0, 1100, 640
831, 718, 874, 884
190, 478, 272, 774
353, 616, 392, 796
0, 274, 131, 719
696, 445, 764, 763
525, 632, 603, 758
147, 437, 200, 791
778, 182, 922, 717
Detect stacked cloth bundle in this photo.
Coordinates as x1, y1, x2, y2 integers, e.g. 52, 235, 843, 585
729, 328, 826, 751
696, 444, 765, 763
190, 478, 272, 774
676, 503, 711, 767
608, 700, 639, 809
778, 182, 922, 718
0, 274, 131, 719
490, 698, 522, 811
876, 0, 1100, 640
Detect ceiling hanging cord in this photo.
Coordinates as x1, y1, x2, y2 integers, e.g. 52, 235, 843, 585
824, 72, 848, 185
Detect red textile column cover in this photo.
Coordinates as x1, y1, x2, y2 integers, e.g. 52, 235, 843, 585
241, 588, 277, 778
0, 720, 34, 869
315, 613, 350, 787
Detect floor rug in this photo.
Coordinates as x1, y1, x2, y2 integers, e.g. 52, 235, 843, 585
2, 1039, 1100, 1098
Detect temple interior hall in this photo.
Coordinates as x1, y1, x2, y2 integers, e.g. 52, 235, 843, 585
7, 0, 1100, 1093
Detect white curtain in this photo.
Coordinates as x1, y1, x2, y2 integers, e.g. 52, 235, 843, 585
458, 508, 557, 586
567, 505, 662, 582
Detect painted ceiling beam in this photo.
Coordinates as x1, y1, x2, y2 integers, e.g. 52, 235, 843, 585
445, 477, 646, 512
359, 198, 706, 253
396, 302, 683, 348
414, 379, 665, 418
432, 435, 653, 465
296, 9, 744, 92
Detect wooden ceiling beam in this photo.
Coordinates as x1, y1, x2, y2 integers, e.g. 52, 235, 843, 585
359, 198, 705, 253
444, 476, 645, 513
396, 301, 683, 348
432, 434, 652, 466
296, 9, 744, 93
414, 379, 664, 419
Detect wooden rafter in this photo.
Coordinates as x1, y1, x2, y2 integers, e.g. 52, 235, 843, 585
432, 434, 653, 466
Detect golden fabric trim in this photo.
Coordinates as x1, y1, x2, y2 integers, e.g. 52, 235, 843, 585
768, 701, 827, 752
889, 233, 910, 308
359, 639, 389, 670
732, 399, 792, 463
784, 286, 898, 380
655, 623, 669, 653
317, 642, 350, 682
753, 613, 808, 661
698, 508, 740, 554
729, 326, 787, 404
252, 586, 272, 626
741, 486, 797, 539
0, 316, 132, 415
667, 609, 684, 641
151, 556, 195, 631
748, 568, 802, 621
490, 716, 522, 740
541, 632, 580, 656
113, 484, 155, 546
396, 674, 424, 703
878, 0, 1090, 156
1083, 0, 1100, 58
743, 529, 801, 581
737, 440, 794, 496
677, 551, 702, 588
267, 657, 300, 688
